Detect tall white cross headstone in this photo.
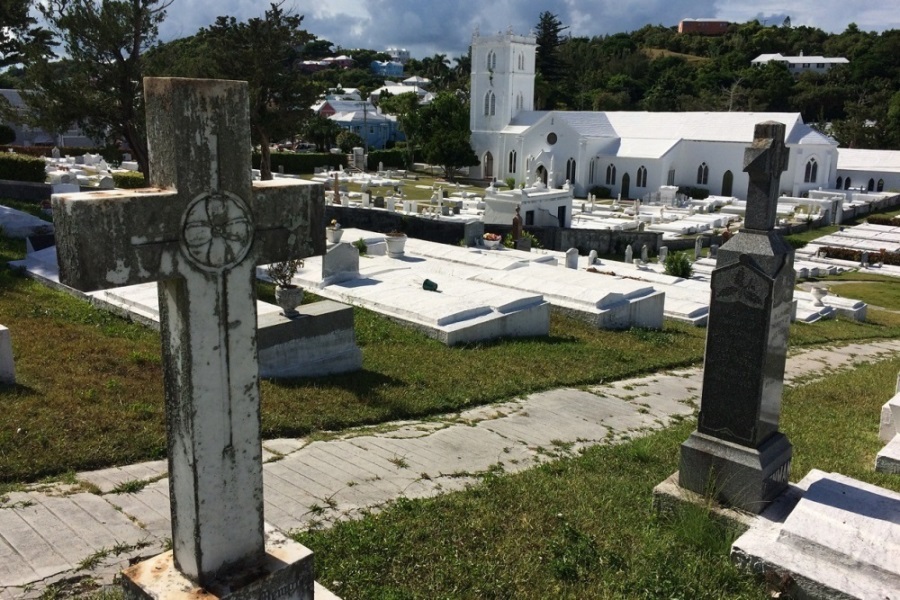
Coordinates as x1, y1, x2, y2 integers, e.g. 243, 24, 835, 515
53, 78, 325, 594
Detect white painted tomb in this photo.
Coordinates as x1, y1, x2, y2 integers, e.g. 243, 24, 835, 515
12, 245, 362, 379
732, 469, 900, 599
0, 324, 14, 385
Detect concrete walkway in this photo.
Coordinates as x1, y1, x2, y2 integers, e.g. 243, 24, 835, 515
2, 339, 900, 598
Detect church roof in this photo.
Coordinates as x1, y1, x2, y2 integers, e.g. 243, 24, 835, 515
510, 110, 833, 147
837, 149, 900, 174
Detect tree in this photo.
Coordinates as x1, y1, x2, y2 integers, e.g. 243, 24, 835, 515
378, 91, 422, 168
18, 0, 171, 176
534, 11, 568, 108
417, 91, 477, 180
178, 3, 317, 180
0, 0, 54, 68
335, 129, 364, 153
302, 114, 341, 151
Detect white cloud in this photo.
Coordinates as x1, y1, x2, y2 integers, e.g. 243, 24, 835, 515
157, 0, 899, 60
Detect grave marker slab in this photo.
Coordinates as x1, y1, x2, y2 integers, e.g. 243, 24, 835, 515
53, 78, 325, 596
679, 122, 794, 513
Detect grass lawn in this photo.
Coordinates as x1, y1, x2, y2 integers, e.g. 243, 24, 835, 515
293, 355, 900, 600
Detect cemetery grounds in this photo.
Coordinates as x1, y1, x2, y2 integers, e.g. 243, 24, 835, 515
2, 198, 900, 598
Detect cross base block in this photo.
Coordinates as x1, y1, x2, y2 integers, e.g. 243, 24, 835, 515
679, 430, 792, 514
122, 525, 319, 600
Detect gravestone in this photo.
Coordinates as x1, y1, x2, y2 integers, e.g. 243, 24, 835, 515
565, 248, 578, 269
0, 325, 14, 384
679, 121, 794, 513
658, 246, 668, 263
588, 250, 598, 265
53, 78, 326, 597
624, 244, 633, 264
694, 236, 703, 259
640, 244, 648, 263
512, 206, 523, 241
709, 243, 719, 258
322, 242, 360, 283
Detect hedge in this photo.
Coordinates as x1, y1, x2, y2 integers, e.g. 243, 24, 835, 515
254, 151, 345, 175
866, 215, 900, 226
366, 149, 405, 171
113, 171, 146, 189
819, 246, 900, 266
1, 145, 123, 162
0, 153, 47, 182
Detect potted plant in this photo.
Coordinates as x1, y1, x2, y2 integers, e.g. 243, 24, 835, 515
267, 258, 304, 317
326, 219, 343, 244
384, 230, 407, 257
482, 232, 502, 249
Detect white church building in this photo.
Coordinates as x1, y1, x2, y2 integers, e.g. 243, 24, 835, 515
469, 31, 839, 201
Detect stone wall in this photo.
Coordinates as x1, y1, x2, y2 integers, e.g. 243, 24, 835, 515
556, 228, 664, 255
324, 206, 481, 246
0, 179, 52, 201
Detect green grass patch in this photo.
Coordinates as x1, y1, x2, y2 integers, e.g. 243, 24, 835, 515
295, 354, 900, 599
3, 246, 900, 484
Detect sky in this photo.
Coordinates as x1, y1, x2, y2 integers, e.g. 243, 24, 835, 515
157, 0, 900, 60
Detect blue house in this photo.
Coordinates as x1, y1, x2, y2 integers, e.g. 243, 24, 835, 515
370, 60, 404, 78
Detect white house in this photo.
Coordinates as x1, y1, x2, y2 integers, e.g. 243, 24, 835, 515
469, 31, 840, 201
751, 52, 849, 76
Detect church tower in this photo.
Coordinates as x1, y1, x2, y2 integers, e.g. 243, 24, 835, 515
470, 29, 536, 179
470, 29, 536, 133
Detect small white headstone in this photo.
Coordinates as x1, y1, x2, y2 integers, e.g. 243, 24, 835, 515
565, 248, 578, 269
694, 236, 703, 259
659, 246, 668, 263
624, 244, 633, 263
588, 250, 598, 265
0, 325, 14, 384
641, 244, 648, 263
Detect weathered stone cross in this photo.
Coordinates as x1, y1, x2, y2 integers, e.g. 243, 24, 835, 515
53, 78, 324, 585
743, 120, 790, 231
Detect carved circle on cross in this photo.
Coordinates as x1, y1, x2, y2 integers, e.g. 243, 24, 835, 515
181, 191, 254, 272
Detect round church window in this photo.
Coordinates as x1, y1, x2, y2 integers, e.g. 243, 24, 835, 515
547, 132, 557, 145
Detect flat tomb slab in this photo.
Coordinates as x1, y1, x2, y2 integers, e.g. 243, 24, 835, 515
296, 259, 549, 345
732, 469, 900, 600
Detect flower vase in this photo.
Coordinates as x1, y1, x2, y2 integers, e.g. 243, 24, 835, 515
483, 239, 501, 249
326, 228, 344, 244
385, 234, 407, 258
274, 285, 303, 318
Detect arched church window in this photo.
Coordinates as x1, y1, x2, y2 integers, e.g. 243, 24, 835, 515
566, 158, 576, 182
844, 177, 852, 190
490, 92, 496, 116
487, 50, 496, 70
637, 166, 647, 188
804, 157, 818, 183
509, 150, 517, 174
484, 92, 491, 116
606, 164, 616, 185
697, 162, 709, 185
836, 176, 843, 189
589, 159, 596, 184
878, 179, 885, 192
518, 53, 524, 70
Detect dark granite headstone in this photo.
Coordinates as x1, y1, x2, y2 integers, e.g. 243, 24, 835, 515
679, 121, 794, 513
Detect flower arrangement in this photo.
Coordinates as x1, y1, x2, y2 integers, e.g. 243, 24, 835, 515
387, 230, 406, 237
328, 219, 340, 230
266, 258, 304, 288
483, 232, 502, 241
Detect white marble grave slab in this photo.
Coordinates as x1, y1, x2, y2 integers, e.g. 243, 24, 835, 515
732, 470, 900, 600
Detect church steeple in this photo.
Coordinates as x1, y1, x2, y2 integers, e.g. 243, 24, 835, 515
470, 30, 536, 134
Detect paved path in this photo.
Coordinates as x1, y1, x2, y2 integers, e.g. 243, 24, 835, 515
2, 339, 899, 598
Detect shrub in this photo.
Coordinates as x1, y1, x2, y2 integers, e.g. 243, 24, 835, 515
677, 186, 710, 200
589, 185, 611, 199
253, 151, 346, 175
0, 124, 15, 145
366, 149, 405, 171
352, 237, 368, 256
112, 171, 146, 189
505, 177, 516, 190
867, 215, 900, 226
336, 130, 365, 153
0, 153, 46, 182
664, 251, 693, 278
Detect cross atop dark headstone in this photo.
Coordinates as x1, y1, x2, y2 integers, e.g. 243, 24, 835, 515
678, 121, 794, 513
53, 78, 324, 592
743, 121, 789, 231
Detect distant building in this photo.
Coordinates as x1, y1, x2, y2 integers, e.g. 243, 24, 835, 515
469, 31, 840, 200
678, 19, 730, 35
370, 60, 404, 77
368, 83, 429, 102
385, 48, 411, 65
751, 52, 849, 76
0, 89, 94, 147
836, 149, 900, 192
